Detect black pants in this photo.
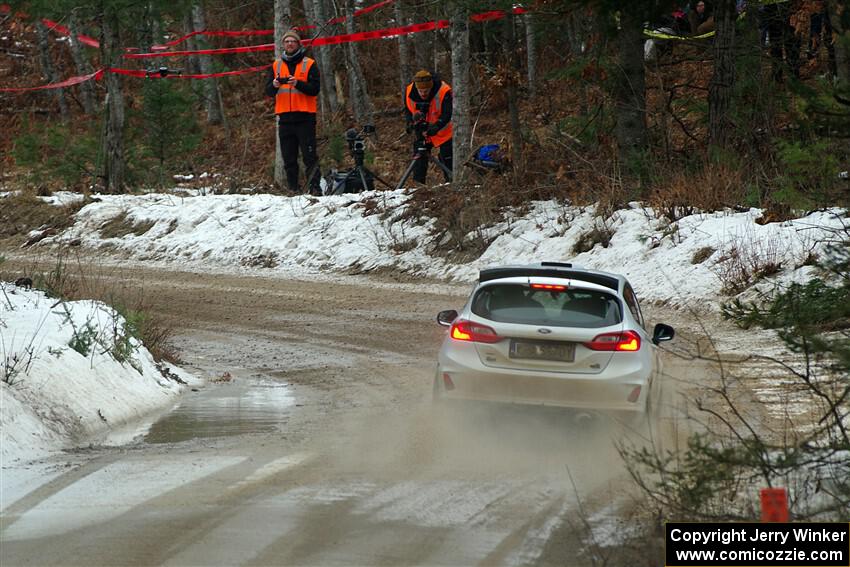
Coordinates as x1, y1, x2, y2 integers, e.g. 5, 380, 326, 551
762, 2, 800, 80
278, 117, 319, 194
412, 138, 453, 184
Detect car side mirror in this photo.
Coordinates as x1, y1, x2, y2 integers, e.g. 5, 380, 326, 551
652, 323, 675, 345
436, 309, 458, 327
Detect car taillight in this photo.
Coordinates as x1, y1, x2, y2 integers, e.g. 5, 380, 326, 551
449, 319, 502, 344
530, 283, 567, 291
584, 330, 641, 352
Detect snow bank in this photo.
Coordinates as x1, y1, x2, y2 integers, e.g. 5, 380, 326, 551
42, 190, 845, 308
0, 285, 196, 463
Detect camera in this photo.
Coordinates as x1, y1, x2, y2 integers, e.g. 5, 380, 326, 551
345, 125, 374, 155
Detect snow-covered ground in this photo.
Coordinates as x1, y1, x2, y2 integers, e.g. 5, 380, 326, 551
37, 190, 844, 307
1, 188, 845, 468
1, 285, 197, 465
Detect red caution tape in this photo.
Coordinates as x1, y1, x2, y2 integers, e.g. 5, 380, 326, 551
126, 5, 523, 58
310, 19, 449, 46
124, 18, 453, 58
148, 29, 274, 52
470, 7, 529, 23
2, 5, 528, 90
42, 18, 99, 47
326, 0, 395, 25
0, 69, 104, 92
142, 0, 395, 51
0, 64, 271, 92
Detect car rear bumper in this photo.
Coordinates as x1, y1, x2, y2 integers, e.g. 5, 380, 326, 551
436, 348, 650, 412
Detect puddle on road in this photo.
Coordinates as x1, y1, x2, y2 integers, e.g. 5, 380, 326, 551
145, 379, 296, 444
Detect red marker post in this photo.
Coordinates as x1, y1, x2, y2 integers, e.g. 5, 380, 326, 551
760, 487, 789, 522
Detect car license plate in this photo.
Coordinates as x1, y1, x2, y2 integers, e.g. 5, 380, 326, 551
509, 340, 575, 362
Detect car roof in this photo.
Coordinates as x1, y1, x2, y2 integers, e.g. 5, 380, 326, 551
478, 262, 624, 292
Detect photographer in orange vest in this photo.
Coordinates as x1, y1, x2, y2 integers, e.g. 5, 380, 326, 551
403, 70, 453, 184
265, 29, 321, 195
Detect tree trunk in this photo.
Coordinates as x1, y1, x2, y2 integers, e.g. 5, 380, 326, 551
101, 6, 126, 193
69, 9, 96, 115
709, 0, 737, 148
412, 5, 434, 70
827, 0, 849, 85
394, 0, 413, 93
565, 9, 587, 58
305, 0, 340, 119
614, 6, 647, 163
36, 21, 69, 120
524, 12, 538, 98
450, 1, 471, 188
343, 0, 374, 125
274, 0, 292, 187
182, 12, 200, 76
192, 2, 224, 125
504, 15, 523, 170
138, 2, 159, 52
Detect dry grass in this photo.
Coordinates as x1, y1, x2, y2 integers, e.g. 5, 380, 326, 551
3, 252, 180, 363
100, 212, 156, 239
710, 235, 786, 294
649, 165, 747, 221
0, 191, 88, 240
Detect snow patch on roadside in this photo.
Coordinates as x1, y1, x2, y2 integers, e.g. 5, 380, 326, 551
39, 191, 845, 310
1, 285, 198, 464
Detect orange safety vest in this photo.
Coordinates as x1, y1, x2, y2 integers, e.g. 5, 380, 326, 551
405, 81, 453, 147
272, 57, 317, 115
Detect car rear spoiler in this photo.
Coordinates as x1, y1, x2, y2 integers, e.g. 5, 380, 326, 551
478, 267, 619, 291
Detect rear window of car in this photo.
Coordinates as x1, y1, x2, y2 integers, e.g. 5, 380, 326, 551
471, 284, 622, 328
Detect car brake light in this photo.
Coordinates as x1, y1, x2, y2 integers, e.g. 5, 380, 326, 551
449, 319, 502, 344
584, 330, 641, 351
530, 283, 567, 291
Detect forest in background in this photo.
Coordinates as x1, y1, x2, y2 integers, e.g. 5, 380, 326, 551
1, 0, 848, 222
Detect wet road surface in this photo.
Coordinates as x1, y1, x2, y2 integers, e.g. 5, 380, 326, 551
1, 266, 684, 566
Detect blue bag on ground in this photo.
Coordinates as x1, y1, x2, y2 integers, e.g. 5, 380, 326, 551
474, 144, 504, 169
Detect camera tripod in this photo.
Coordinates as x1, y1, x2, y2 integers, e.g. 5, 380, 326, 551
340, 145, 393, 193
396, 138, 453, 190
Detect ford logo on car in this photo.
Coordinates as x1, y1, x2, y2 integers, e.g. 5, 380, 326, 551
537, 328, 552, 334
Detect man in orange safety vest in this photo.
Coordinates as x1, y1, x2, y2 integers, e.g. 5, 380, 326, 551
403, 70, 453, 184
266, 29, 321, 195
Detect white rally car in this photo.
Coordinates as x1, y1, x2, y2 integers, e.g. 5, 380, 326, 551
434, 262, 675, 418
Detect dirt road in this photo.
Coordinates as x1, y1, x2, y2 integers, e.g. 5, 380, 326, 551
1, 265, 688, 566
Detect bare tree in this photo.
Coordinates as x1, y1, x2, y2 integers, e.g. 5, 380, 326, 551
709, 0, 737, 148
304, 0, 340, 120
100, 5, 126, 193
613, 5, 647, 164
503, 14, 523, 170
343, 0, 374, 125
192, 2, 224, 126
68, 9, 96, 115
827, 0, 849, 85
524, 11, 538, 98
36, 21, 69, 120
394, 0, 413, 93
274, 0, 292, 186
411, 3, 434, 70
450, 1, 471, 188
182, 12, 200, 76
